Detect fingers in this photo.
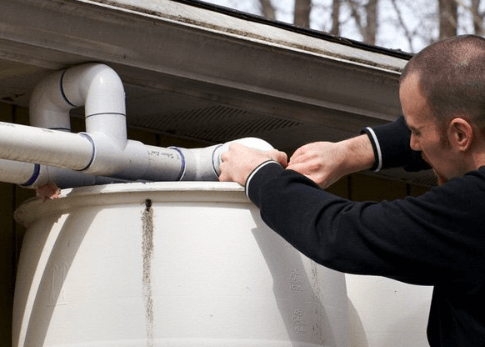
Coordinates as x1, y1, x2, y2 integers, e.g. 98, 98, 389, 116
288, 145, 308, 164
36, 183, 61, 203
268, 149, 288, 167
287, 142, 338, 188
218, 143, 287, 186
219, 144, 262, 185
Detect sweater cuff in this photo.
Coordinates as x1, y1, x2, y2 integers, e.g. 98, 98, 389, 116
361, 127, 383, 172
245, 160, 284, 208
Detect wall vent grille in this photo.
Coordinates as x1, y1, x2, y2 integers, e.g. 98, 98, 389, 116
129, 105, 304, 143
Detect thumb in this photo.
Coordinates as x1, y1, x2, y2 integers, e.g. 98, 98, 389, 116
268, 150, 288, 167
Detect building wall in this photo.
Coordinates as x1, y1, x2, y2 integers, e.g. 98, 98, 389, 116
0, 103, 36, 347
0, 102, 431, 347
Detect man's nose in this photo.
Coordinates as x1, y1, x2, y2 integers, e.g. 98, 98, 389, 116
410, 133, 421, 151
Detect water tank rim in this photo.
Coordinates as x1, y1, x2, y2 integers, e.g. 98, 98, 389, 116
14, 181, 247, 226
62, 181, 245, 195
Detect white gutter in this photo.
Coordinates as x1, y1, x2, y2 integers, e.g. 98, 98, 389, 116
0, 64, 272, 188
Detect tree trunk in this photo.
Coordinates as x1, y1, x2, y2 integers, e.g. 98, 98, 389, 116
294, 0, 312, 28
259, 0, 276, 21
439, 0, 458, 39
364, 0, 378, 44
471, 0, 484, 35
331, 0, 341, 36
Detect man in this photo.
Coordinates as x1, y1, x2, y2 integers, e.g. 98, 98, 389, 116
219, 35, 485, 346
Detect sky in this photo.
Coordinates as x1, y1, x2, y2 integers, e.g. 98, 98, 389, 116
199, 0, 483, 53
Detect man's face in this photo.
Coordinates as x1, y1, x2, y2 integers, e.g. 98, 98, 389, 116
399, 73, 464, 185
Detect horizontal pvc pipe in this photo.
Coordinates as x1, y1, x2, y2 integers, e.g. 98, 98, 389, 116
0, 159, 38, 185
76, 133, 183, 180
126, 143, 185, 182
0, 159, 128, 189
31, 166, 129, 189
0, 127, 186, 182
0, 133, 273, 187
0, 121, 93, 170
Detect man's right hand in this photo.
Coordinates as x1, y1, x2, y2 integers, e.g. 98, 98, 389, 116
287, 135, 375, 188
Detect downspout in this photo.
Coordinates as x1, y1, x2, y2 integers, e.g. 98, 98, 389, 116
0, 64, 273, 188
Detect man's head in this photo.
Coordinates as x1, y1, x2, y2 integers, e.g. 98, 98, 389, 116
401, 35, 485, 130
399, 35, 485, 184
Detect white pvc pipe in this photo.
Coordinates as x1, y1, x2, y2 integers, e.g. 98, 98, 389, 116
62, 64, 127, 149
0, 159, 38, 185
0, 121, 93, 170
31, 166, 129, 189
0, 125, 268, 183
0, 64, 274, 188
30, 63, 127, 147
0, 124, 186, 182
29, 70, 72, 132
0, 159, 128, 188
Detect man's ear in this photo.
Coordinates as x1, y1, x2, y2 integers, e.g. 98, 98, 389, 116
449, 117, 473, 151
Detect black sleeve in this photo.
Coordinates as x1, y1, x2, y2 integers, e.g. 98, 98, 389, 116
247, 162, 485, 285
361, 115, 429, 172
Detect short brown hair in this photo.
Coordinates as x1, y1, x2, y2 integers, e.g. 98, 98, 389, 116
400, 35, 485, 132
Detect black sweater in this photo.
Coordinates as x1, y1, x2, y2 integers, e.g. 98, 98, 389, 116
246, 117, 485, 346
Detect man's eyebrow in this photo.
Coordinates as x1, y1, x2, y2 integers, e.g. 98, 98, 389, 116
404, 119, 419, 131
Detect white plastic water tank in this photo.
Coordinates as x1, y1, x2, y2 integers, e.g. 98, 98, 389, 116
346, 274, 433, 347
13, 182, 350, 347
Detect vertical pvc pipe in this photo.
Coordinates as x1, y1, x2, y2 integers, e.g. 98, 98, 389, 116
29, 70, 72, 132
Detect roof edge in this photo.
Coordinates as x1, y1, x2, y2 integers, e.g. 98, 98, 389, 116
171, 0, 414, 60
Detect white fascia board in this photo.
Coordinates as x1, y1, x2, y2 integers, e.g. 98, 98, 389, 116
88, 0, 408, 74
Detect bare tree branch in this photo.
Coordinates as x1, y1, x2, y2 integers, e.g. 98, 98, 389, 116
389, 0, 415, 52
344, 0, 379, 44
345, 0, 365, 37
